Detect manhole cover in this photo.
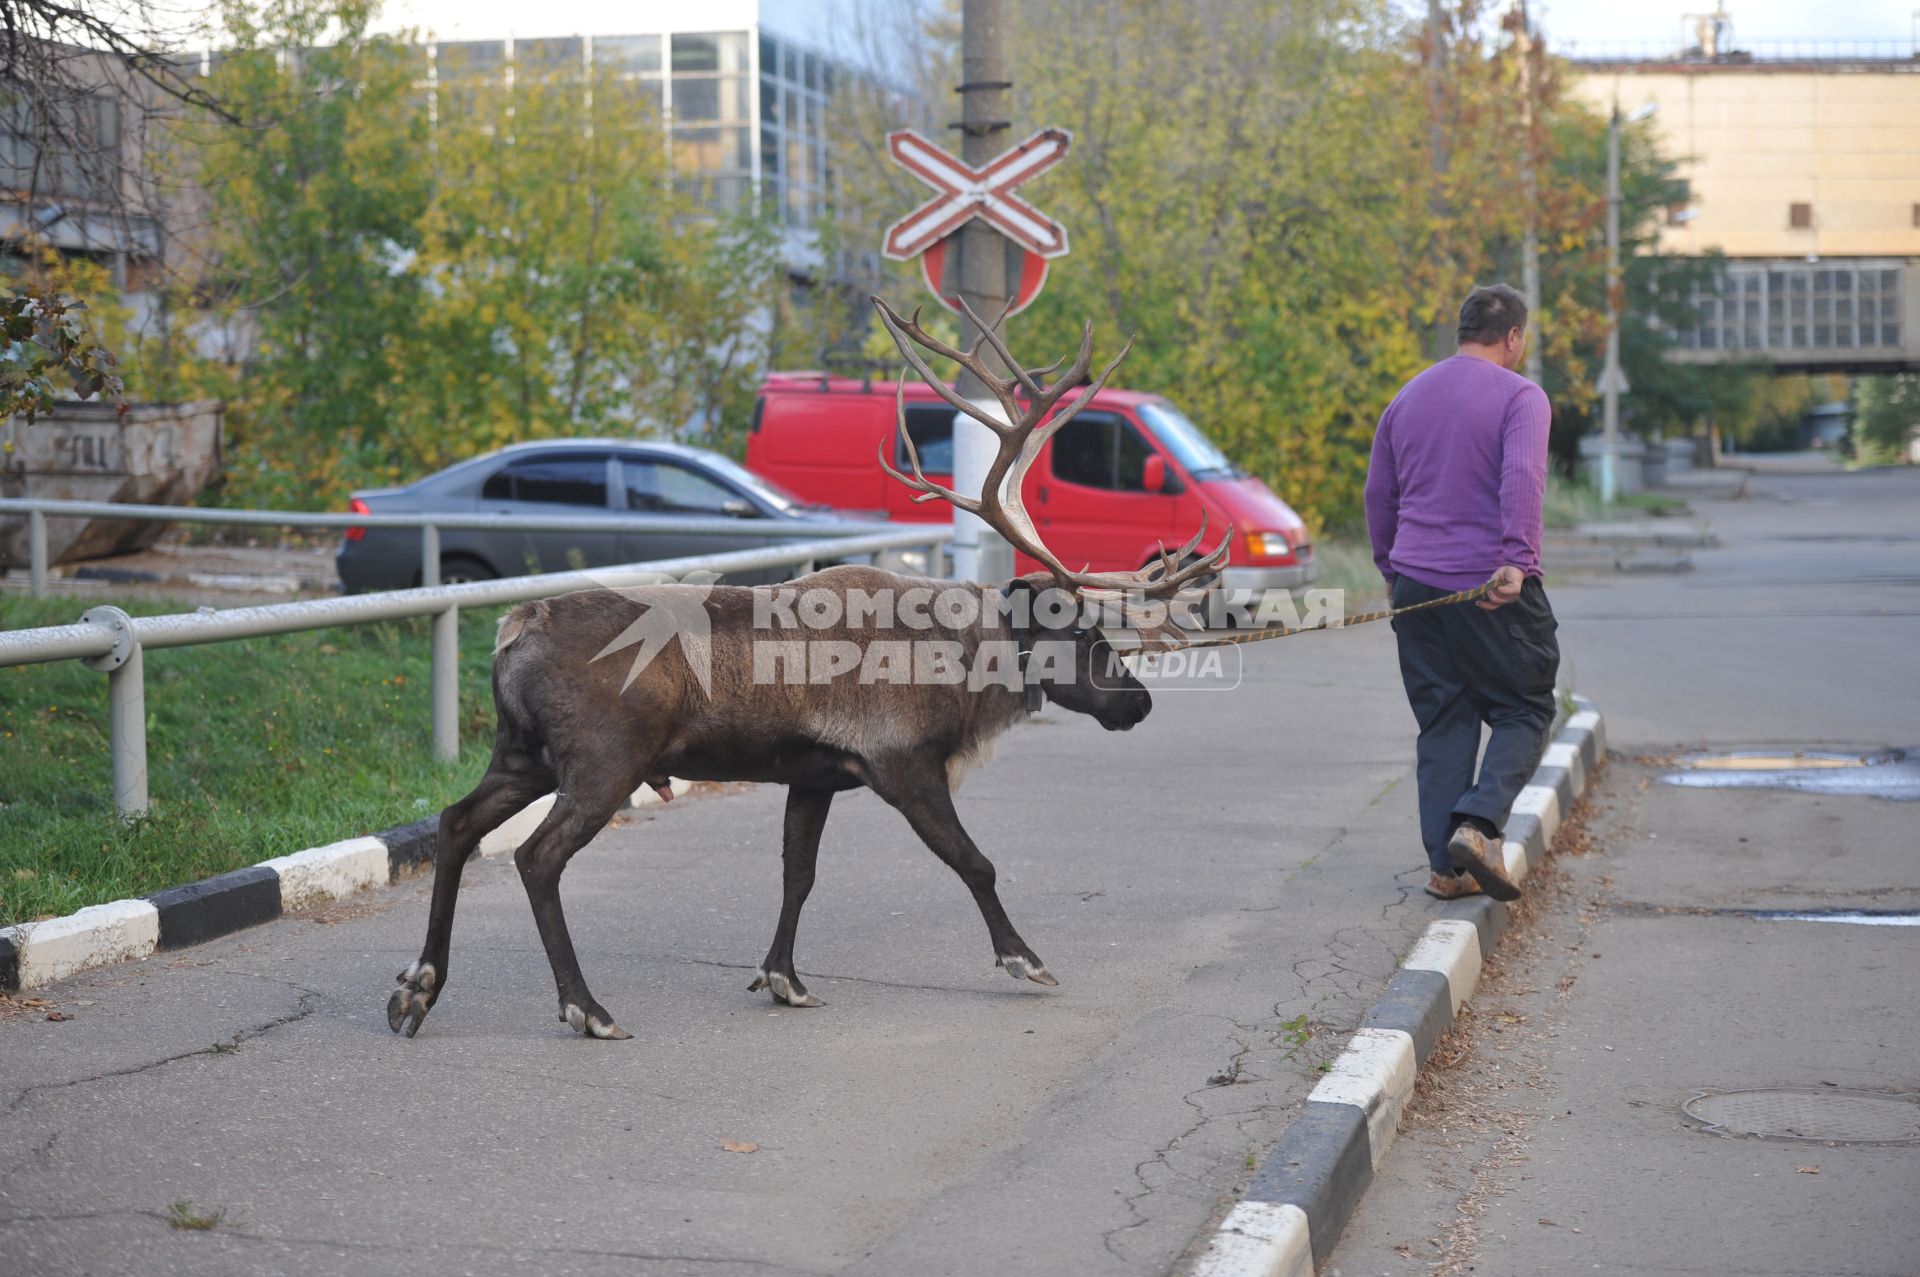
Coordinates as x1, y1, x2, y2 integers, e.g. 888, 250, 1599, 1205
1684, 1088, 1920, 1144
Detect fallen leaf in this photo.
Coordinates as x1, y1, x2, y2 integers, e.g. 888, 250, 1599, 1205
1496, 1012, 1528, 1024
46, 1011, 71, 1022
1538, 1218, 1558, 1227
720, 1140, 758, 1154
1795, 1165, 1821, 1175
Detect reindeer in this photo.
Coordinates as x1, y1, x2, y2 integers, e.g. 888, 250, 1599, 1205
386, 298, 1231, 1040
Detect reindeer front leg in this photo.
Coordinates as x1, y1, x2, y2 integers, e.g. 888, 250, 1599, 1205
750, 785, 834, 1007
871, 757, 1057, 988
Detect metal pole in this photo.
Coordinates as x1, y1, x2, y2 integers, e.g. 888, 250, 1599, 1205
1601, 107, 1623, 506
28, 508, 48, 598
952, 0, 1012, 583
80, 606, 148, 820
108, 642, 148, 818
421, 523, 440, 587
1514, 1, 1545, 386
431, 604, 459, 762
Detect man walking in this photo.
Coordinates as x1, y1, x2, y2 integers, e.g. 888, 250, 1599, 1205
1365, 284, 1560, 902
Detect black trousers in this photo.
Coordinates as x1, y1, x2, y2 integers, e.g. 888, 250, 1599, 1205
1390, 574, 1560, 876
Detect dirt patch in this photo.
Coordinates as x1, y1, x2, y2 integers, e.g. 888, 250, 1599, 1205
1377, 787, 1618, 1274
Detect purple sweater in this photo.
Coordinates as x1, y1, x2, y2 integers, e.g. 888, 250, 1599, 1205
1364, 355, 1552, 591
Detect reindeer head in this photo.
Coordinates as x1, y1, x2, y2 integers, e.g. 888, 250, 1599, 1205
872, 295, 1232, 730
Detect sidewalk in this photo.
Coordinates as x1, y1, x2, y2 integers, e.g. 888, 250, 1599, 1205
1327, 464, 1920, 1277
1328, 755, 1920, 1276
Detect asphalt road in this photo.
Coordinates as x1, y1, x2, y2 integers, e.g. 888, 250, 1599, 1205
4, 462, 1915, 1277
1329, 464, 1920, 1277
2, 552, 1443, 1276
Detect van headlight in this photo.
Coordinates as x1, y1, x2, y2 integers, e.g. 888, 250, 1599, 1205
1244, 531, 1294, 559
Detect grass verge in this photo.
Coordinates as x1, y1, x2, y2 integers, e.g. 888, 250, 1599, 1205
1, 592, 500, 925
1542, 474, 1687, 528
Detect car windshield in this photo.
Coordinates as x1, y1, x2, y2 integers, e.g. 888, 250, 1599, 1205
1138, 401, 1239, 478
697, 452, 811, 513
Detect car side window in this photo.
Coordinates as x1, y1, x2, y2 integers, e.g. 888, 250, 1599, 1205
900, 403, 955, 474
480, 455, 610, 506
1050, 413, 1152, 492
623, 459, 744, 515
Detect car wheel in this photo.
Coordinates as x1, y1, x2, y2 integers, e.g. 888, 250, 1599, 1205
437, 554, 497, 586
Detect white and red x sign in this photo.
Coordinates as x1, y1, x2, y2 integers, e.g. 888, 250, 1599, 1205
880, 128, 1072, 262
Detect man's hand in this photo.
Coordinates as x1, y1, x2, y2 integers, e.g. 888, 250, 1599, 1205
1478, 565, 1525, 610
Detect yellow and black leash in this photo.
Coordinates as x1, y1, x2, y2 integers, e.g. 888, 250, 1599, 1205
1171, 577, 1499, 650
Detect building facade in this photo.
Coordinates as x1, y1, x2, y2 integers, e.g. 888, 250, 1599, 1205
1568, 45, 1920, 372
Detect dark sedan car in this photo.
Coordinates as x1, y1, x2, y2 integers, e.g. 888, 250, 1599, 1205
336, 439, 871, 593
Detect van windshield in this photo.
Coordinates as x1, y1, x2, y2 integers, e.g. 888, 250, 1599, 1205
1138, 401, 1239, 479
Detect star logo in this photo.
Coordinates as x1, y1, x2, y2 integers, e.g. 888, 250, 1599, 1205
584, 570, 718, 698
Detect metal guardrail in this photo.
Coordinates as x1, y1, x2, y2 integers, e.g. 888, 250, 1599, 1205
0, 524, 953, 819
0, 496, 901, 598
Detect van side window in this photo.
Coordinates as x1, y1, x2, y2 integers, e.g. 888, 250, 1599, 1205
900, 404, 955, 474
481, 455, 611, 506
1051, 413, 1152, 492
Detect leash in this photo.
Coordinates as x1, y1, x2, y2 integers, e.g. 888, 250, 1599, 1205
1171, 577, 1499, 650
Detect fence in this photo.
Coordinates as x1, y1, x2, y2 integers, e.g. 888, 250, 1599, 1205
0, 511, 953, 819
0, 496, 910, 599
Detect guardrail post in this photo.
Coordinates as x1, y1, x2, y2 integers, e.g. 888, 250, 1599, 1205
421, 523, 440, 588
928, 538, 948, 580
80, 606, 148, 820
431, 604, 459, 762
29, 509, 48, 598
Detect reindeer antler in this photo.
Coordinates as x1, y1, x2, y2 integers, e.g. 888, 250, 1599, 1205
871, 295, 1231, 605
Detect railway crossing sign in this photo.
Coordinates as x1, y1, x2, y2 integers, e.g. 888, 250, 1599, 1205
881, 127, 1071, 318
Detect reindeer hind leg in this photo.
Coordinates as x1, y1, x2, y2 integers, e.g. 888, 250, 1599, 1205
512, 768, 642, 1041
750, 785, 833, 1007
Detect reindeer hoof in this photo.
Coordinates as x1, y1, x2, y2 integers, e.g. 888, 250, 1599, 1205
998, 955, 1059, 987
561, 1000, 634, 1041
752, 968, 825, 1008
388, 962, 437, 1037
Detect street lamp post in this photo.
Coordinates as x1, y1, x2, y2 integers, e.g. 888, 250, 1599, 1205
1599, 101, 1655, 505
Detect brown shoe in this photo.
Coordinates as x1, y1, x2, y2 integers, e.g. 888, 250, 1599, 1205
1448, 825, 1522, 901
1424, 871, 1483, 900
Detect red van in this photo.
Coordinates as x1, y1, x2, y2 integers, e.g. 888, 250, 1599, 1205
746, 373, 1317, 591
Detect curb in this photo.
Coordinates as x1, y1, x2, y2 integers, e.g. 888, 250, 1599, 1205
1190, 694, 1606, 1277
0, 778, 691, 993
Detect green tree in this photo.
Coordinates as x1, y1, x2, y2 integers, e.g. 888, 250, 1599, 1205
1852, 375, 1920, 466
150, 0, 786, 507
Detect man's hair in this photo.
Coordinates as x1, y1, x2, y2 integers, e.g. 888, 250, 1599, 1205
1456, 284, 1529, 346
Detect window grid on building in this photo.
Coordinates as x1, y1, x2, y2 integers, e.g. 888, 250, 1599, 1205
1681, 264, 1902, 353
418, 30, 822, 221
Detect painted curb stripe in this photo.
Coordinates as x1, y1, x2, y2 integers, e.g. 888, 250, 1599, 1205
1508, 782, 1562, 846
1503, 809, 1547, 863
4, 899, 160, 989
1439, 894, 1507, 959
0, 770, 703, 991
1359, 968, 1453, 1064
147, 866, 282, 951
1191, 1201, 1313, 1277
381, 817, 439, 872
1401, 919, 1483, 1015
259, 836, 390, 911
1192, 703, 1607, 1276
478, 794, 557, 859
1307, 1026, 1417, 1171
1243, 1101, 1373, 1267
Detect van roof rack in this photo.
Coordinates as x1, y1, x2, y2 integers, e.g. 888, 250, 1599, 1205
818, 351, 898, 393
